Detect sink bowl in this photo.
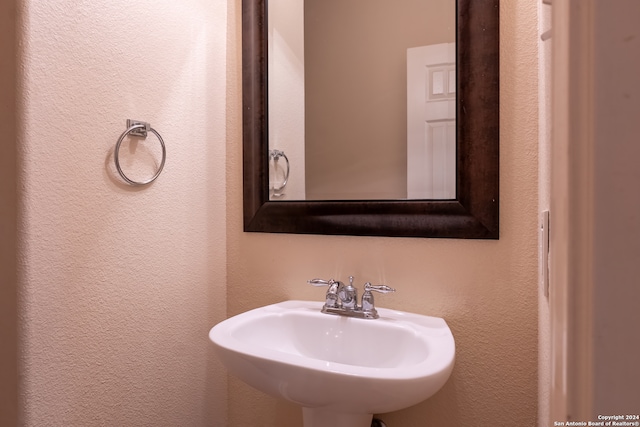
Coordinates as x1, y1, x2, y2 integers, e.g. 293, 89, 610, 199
209, 300, 455, 427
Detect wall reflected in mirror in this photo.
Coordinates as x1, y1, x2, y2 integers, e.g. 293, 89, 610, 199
268, 0, 456, 201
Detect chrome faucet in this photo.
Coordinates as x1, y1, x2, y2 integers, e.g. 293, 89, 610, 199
307, 276, 395, 319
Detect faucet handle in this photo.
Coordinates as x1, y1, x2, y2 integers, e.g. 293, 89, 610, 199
361, 282, 395, 317
307, 278, 334, 286
364, 283, 396, 294
308, 278, 342, 308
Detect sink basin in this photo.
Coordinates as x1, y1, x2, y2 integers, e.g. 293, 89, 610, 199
209, 300, 455, 427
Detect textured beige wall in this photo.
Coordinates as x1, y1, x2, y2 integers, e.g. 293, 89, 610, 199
0, 0, 19, 424
226, 1, 539, 426
18, 1, 228, 425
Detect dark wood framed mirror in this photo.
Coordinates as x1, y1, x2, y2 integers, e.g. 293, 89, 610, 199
243, 0, 499, 239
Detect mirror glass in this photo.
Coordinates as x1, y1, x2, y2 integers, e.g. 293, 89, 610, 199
267, 0, 456, 201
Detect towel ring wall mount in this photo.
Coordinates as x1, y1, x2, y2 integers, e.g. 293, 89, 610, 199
114, 119, 166, 186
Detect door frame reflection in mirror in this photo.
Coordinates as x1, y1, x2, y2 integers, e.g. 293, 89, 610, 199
242, 0, 499, 239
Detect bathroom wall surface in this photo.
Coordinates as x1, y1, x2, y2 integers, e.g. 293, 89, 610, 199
226, 0, 539, 426
19, 0, 228, 425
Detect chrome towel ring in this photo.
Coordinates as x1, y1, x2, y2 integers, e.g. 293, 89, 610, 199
269, 149, 290, 192
115, 119, 166, 186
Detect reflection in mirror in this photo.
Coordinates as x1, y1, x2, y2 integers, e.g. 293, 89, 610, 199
268, 0, 456, 201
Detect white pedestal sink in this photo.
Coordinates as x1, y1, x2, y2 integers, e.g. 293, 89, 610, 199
209, 301, 455, 427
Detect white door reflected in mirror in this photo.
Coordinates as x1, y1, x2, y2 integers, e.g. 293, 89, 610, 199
407, 42, 456, 199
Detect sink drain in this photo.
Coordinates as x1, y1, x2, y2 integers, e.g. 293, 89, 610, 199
372, 418, 387, 427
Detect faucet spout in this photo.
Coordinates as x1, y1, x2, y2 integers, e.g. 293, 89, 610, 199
337, 276, 358, 310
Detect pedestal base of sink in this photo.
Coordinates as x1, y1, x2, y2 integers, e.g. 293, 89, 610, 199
302, 407, 373, 427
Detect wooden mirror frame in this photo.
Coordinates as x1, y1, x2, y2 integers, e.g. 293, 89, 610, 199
242, 0, 499, 239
